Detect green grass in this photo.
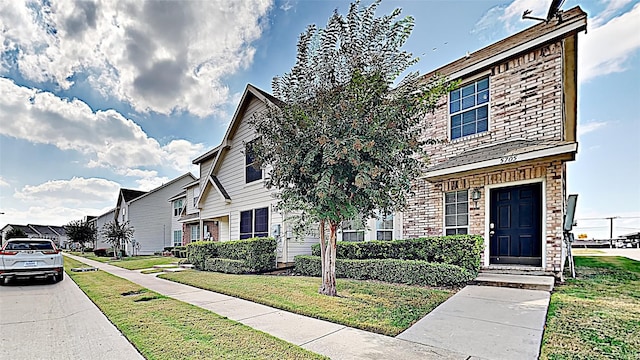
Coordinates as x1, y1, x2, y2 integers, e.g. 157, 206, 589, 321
571, 248, 605, 255
64, 257, 325, 360
159, 271, 454, 336
69, 252, 178, 270
541, 256, 640, 360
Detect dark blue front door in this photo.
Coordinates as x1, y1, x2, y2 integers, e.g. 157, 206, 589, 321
489, 183, 542, 265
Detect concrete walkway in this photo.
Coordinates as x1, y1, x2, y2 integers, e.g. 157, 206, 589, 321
65, 254, 551, 360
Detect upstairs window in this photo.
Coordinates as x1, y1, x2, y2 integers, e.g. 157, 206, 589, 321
245, 141, 262, 183
240, 207, 269, 239
173, 199, 184, 217
450, 77, 489, 140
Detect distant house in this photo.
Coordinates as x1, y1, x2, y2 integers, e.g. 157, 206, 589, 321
0, 224, 67, 247
192, 85, 319, 265
402, 7, 588, 277
88, 208, 116, 249
114, 173, 197, 255
168, 178, 211, 248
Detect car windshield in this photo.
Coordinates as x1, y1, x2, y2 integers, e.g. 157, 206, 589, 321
5, 241, 54, 251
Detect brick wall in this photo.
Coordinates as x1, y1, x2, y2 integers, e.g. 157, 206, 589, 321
419, 41, 565, 168
404, 158, 566, 273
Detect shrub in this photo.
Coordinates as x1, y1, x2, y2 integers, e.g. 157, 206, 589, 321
93, 248, 114, 257
187, 237, 277, 273
171, 246, 187, 258
82, 247, 94, 253
295, 255, 474, 287
310, 235, 484, 272
205, 258, 249, 274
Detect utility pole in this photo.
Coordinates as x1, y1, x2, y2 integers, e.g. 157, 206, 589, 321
606, 216, 618, 248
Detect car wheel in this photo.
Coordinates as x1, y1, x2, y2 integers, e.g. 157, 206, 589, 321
52, 272, 64, 283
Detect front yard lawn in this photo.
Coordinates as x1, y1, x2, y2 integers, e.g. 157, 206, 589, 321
159, 271, 455, 336
64, 257, 325, 360
540, 256, 640, 359
69, 252, 178, 270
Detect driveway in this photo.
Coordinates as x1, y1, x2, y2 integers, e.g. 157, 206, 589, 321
0, 275, 144, 360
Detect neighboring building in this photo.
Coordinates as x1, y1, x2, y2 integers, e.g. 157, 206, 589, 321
0, 224, 67, 247
115, 173, 197, 255
193, 85, 319, 265
89, 208, 116, 249
168, 178, 213, 248
403, 7, 587, 277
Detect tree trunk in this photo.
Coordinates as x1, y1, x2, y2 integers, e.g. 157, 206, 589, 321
319, 221, 338, 296
318, 220, 326, 292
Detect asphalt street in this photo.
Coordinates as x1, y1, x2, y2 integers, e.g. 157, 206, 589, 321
0, 275, 144, 360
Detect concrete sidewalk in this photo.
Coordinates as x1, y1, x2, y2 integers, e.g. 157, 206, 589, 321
65, 254, 551, 360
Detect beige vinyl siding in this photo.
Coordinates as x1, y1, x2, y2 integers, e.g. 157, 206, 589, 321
124, 176, 195, 255
94, 209, 115, 249
185, 185, 199, 215
198, 96, 319, 262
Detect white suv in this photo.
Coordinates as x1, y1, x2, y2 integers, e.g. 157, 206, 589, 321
0, 238, 64, 284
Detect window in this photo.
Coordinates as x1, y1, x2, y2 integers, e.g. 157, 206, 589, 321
190, 224, 200, 242
193, 186, 200, 207
245, 141, 262, 183
173, 230, 182, 246
450, 77, 489, 140
445, 190, 469, 235
376, 212, 394, 241
342, 219, 364, 242
173, 199, 183, 217
240, 207, 269, 239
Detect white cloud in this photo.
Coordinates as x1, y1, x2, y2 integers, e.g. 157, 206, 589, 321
579, 3, 640, 83
14, 177, 120, 206
472, 1, 640, 84
0, 176, 9, 187
0, 205, 113, 227
0, 78, 204, 173
0, 0, 273, 117
578, 121, 608, 136
135, 176, 171, 191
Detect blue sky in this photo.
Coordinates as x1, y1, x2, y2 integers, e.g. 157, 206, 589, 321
0, 0, 638, 238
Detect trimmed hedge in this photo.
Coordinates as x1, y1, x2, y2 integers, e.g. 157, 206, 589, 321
205, 258, 248, 274
187, 237, 276, 274
171, 246, 187, 258
93, 248, 114, 257
311, 235, 484, 272
294, 255, 474, 287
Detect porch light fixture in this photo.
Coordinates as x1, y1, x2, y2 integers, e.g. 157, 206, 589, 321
471, 188, 482, 210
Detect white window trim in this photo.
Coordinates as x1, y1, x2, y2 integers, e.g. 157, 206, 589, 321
173, 230, 182, 246
448, 75, 491, 141
375, 212, 394, 241
190, 224, 200, 242
443, 190, 469, 236
239, 207, 270, 239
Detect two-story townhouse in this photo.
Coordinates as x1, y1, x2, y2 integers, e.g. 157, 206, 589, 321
193, 85, 319, 265
404, 7, 587, 277
89, 208, 116, 249
114, 173, 196, 255
168, 178, 214, 247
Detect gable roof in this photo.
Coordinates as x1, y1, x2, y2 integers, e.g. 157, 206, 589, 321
423, 6, 587, 80
28, 224, 59, 237
3, 224, 40, 236
193, 84, 278, 207
121, 189, 148, 202
168, 190, 187, 202
119, 173, 197, 204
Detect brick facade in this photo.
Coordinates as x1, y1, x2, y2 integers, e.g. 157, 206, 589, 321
403, 36, 577, 276
181, 220, 220, 245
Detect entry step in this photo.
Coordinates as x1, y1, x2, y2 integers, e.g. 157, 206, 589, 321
472, 273, 555, 291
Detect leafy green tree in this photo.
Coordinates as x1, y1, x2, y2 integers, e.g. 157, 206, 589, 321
5, 228, 27, 240
250, 0, 454, 296
64, 220, 97, 251
101, 221, 134, 259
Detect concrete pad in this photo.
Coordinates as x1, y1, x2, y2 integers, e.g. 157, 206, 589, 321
431, 294, 548, 330
305, 327, 468, 360
152, 264, 178, 268
241, 310, 346, 345
455, 285, 550, 304
474, 273, 555, 291
196, 298, 279, 320
168, 288, 233, 305
398, 286, 549, 360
